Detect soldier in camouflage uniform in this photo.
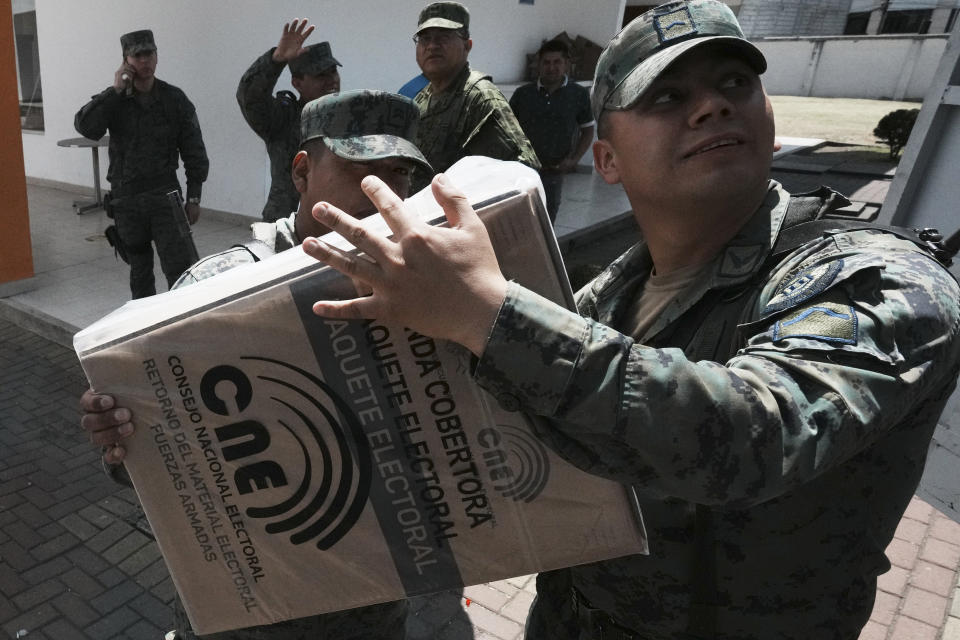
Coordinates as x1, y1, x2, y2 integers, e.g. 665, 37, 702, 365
238, 19, 342, 222
298, 2, 960, 639
75, 29, 209, 299
177, 90, 431, 287
411, 2, 539, 191
80, 91, 432, 639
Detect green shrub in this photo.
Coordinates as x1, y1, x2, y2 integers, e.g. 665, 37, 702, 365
873, 108, 920, 159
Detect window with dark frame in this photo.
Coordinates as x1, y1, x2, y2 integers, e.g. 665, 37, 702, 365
844, 11, 870, 35
13, 5, 43, 132
946, 8, 959, 33
880, 8, 933, 34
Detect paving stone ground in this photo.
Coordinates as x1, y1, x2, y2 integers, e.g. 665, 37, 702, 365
0, 317, 175, 639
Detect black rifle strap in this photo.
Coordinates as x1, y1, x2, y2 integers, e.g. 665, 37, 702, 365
231, 239, 276, 263
771, 219, 941, 263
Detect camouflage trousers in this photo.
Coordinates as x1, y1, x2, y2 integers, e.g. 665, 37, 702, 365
524, 569, 583, 639
525, 568, 875, 640
172, 595, 409, 640
113, 189, 193, 299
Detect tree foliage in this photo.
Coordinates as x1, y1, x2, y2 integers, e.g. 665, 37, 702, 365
873, 108, 920, 159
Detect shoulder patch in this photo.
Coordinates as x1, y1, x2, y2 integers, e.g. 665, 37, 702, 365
277, 90, 298, 105
773, 300, 858, 345
764, 259, 843, 316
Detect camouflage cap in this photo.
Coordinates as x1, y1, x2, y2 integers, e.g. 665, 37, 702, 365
300, 90, 433, 173
590, 0, 766, 120
288, 42, 342, 76
416, 2, 469, 34
120, 30, 157, 56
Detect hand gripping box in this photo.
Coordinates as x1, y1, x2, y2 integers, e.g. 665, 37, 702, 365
74, 158, 647, 634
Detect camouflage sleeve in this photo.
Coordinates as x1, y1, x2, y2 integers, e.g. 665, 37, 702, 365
461, 81, 541, 170
174, 88, 209, 201
171, 246, 258, 289
475, 231, 960, 507
74, 87, 122, 140
236, 48, 291, 140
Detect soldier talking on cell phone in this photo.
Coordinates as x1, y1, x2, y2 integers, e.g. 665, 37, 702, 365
75, 29, 209, 299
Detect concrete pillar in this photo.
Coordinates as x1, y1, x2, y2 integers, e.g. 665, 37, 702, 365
866, 9, 884, 34
0, 0, 35, 286
929, 8, 952, 34
800, 40, 826, 97
893, 38, 923, 100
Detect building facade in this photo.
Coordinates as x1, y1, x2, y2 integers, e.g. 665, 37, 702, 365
846, 0, 960, 35
621, 0, 960, 37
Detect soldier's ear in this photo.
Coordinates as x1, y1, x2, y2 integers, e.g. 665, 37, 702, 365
292, 150, 310, 194
593, 139, 621, 186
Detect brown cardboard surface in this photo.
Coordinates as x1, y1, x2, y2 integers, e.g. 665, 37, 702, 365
75, 159, 647, 634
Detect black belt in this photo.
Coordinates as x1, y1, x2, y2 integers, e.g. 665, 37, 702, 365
112, 174, 178, 198
571, 587, 640, 640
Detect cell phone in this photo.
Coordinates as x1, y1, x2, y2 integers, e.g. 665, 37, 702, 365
121, 61, 133, 96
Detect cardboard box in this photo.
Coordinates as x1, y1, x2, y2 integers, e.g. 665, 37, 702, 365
74, 158, 647, 635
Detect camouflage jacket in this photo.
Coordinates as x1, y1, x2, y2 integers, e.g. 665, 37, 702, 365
236, 49, 303, 222
474, 181, 960, 638
173, 213, 299, 288
412, 64, 540, 191
75, 79, 208, 200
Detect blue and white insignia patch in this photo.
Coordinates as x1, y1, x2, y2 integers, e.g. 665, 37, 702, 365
773, 301, 858, 345
654, 6, 698, 43
764, 260, 844, 315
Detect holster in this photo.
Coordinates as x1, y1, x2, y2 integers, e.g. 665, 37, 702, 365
104, 224, 129, 264
571, 588, 640, 640
103, 191, 114, 219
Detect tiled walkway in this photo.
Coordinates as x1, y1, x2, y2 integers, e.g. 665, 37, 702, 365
862, 498, 960, 640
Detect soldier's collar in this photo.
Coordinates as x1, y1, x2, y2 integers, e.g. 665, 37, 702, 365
424, 62, 472, 96
712, 180, 787, 282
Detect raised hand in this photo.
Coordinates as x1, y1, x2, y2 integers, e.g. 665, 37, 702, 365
302, 173, 508, 356
114, 61, 136, 94
272, 19, 316, 63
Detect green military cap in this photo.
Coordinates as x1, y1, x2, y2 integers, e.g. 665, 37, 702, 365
300, 90, 433, 174
590, 0, 766, 120
288, 42, 341, 76
120, 30, 157, 56
416, 1, 470, 33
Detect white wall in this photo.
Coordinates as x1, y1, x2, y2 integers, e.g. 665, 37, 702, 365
757, 34, 947, 100
20, 0, 624, 218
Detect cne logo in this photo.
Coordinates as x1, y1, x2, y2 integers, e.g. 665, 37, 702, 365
477, 417, 550, 503
199, 356, 372, 549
